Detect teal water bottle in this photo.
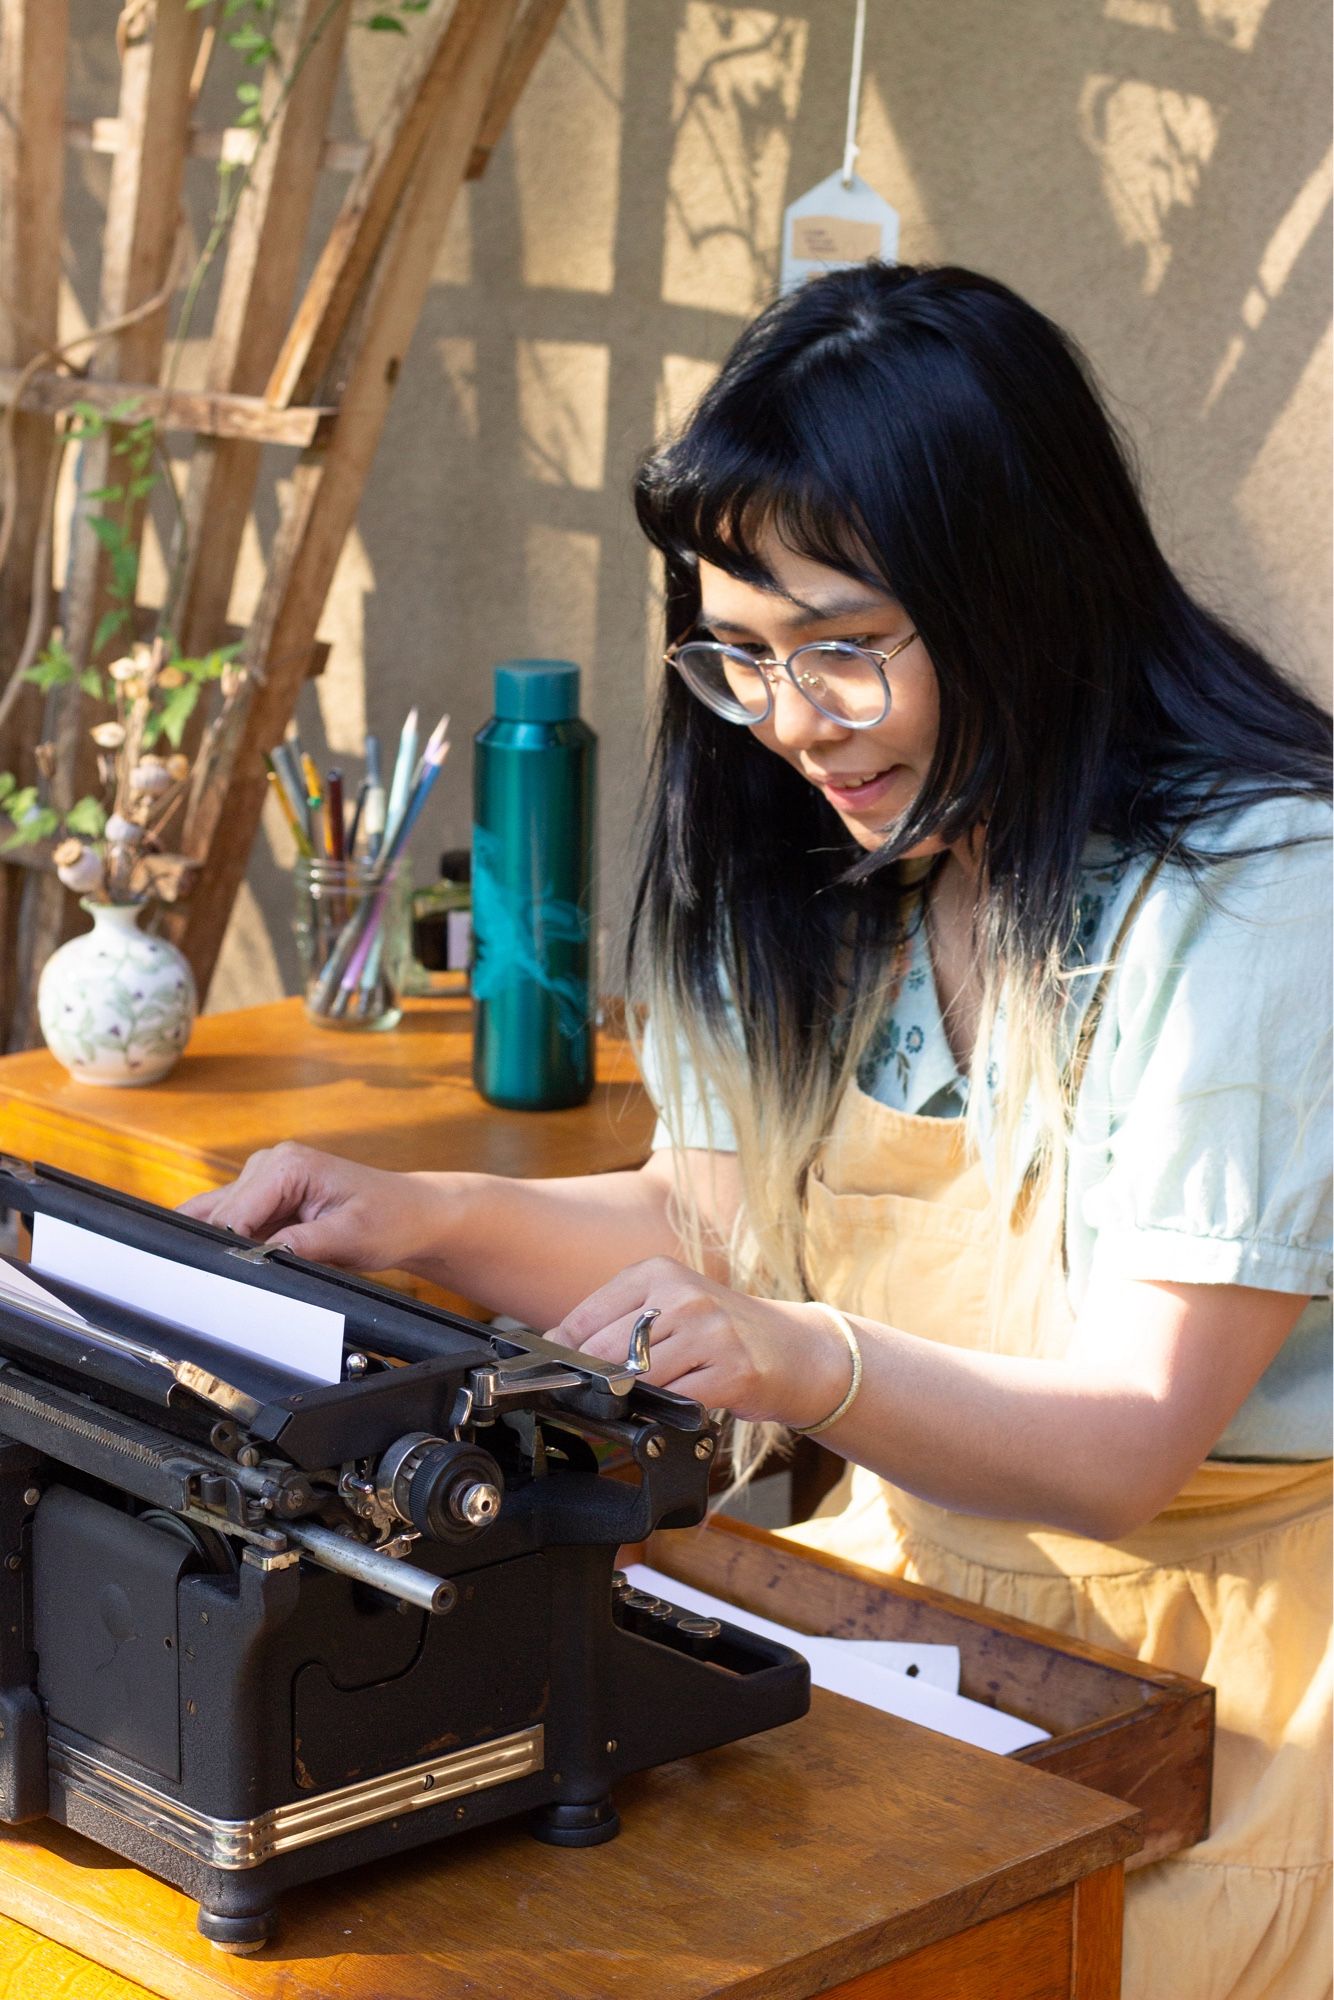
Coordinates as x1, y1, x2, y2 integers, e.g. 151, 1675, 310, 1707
471, 660, 597, 1110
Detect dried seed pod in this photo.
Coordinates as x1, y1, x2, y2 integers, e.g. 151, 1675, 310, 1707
108, 655, 139, 684
34, 741, 57, 779
156, 666, 185, 690
166, 753, 189, 781
90, 721, 127, 751
129, 759, 172, 797
220, 664, 245, 701
105, 812, 143, 847
54, 842, 106, 895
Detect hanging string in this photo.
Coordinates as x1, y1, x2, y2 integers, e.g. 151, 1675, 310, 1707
841, 0, 868, 186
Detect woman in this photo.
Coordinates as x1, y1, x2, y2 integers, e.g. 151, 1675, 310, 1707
186, 265, 1331, 2000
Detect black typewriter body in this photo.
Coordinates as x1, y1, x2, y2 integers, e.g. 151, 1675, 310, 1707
0, 1160, 809, 1951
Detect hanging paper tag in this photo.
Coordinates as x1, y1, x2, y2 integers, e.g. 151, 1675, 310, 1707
781, 169, 899, 293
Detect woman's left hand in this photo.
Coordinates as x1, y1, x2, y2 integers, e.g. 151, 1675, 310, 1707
546, 1256, 852, 1427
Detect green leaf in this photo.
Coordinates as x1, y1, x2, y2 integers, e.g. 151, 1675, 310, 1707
106, 396, 143, 422
64, 796, 108, 839
227, 23, 269, 49
92, 607, 129, 655
1, 806, 61, 852
128, 474, 157, 500
79, 668, 106, 700
366, 12, 409, 28
147, 683, 201, 750
87, 513, 123, 554
21, 650, 75, 691
110, 545, 140, 602
70, 400, 106, 426
0, 773, 15, 804
4, 787, 38, 821
84, 484, 125, 504
236, 82, 262, 102
186, 0, 214, 12
237, 104, 263, 125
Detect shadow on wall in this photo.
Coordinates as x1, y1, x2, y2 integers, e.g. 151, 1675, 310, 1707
166, 0, 1327, 1010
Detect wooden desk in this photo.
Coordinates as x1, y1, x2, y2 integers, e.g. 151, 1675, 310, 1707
0, 997, 656, 1300
0, 1000, 1141, 1997
0, 1689, 1137, 2000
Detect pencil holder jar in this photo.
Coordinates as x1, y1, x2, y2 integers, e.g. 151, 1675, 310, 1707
293, 857, 410, 1031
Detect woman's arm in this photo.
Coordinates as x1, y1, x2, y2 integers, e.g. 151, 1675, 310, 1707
180, 1145, 740, 1328
547, 1260, 1310, 1538
402, 1150, 740, 1323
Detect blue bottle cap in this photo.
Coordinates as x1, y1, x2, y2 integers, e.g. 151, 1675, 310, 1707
493, 659, 581, 723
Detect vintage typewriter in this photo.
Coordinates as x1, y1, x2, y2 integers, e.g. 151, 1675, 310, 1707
0, 1159, 809, 1951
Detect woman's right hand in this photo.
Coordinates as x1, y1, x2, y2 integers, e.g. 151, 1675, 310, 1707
178, 1143, 442, 1273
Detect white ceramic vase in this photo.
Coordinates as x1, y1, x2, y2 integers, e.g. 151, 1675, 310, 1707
37, 900, 197, 1086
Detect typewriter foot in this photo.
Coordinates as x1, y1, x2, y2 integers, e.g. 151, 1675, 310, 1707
530, 1798, 620, 1847
196, 1905, 278, 1954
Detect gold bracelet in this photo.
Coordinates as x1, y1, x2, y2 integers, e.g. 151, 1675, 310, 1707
790, 1305, 863, 1437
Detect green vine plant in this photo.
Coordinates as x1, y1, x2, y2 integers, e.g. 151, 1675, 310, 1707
0, 0, 436, 901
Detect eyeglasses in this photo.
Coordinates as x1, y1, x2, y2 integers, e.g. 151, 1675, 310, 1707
665, 632, 917, 728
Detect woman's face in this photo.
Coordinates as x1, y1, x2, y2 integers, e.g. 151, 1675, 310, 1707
694, 537, 946, 857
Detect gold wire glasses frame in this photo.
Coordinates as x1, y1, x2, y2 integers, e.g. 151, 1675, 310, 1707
665, 630, 918, 728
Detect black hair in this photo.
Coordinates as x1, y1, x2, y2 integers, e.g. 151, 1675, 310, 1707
628, 262, 1330, 1099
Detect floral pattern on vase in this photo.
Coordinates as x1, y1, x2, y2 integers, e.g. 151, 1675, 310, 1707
37, 900, 196, 1086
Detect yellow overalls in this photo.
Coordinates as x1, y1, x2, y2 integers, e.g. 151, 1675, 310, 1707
785, 1044, 1332, 1998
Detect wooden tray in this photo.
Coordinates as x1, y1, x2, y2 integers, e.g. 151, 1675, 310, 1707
643, 1515, 1214, 1869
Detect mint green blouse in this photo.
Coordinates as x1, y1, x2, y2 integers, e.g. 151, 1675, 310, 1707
644, 794, 1333, 1461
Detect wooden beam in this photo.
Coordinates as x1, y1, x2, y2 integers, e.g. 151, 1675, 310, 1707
465, 0, 568, 180
172, 0, 352, 663
12, 0, 203, 1050
0, 369, 334, 445
66, 116, 368, 176
267, 0, 498, 409
173, 0, 521, 992
0, 0, 69, 1048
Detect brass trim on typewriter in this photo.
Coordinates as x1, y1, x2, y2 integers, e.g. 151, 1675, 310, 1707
48, 1727, 545, 1868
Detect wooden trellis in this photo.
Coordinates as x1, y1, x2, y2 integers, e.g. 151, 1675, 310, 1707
0, 0, 565, 1049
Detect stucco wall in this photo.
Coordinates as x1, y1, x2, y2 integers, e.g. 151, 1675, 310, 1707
173, 0, 1329, 1009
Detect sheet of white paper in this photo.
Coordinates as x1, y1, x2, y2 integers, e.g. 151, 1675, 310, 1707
0, 1255, 89, 1324
626, 1565, 1048, 1754
30, 1216, 344, 1386
837, 1637, 960, 1694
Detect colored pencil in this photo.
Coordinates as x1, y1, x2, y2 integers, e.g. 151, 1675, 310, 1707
325, 769, 345, 863
346, 775, 369, 858
272, 742, 310, 838
265, 764, 312, 858
383, 708, 418, 855
316, 729, 451, 1016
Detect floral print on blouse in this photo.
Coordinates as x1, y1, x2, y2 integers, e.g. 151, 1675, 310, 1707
856, 839, 1137, 1119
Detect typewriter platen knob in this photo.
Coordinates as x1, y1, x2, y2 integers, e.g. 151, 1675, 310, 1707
375, 1433, 505, 1542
